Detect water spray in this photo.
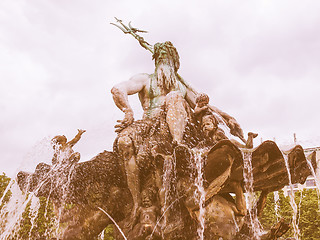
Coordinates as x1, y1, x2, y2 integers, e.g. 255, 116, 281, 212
97, 206, 128, 240
150, 194, 186, 239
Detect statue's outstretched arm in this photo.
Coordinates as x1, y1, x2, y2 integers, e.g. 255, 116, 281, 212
208, 105, 245, 143
67, 129, 86, 148
111, 73, 149, 132
185, 87, 245, 143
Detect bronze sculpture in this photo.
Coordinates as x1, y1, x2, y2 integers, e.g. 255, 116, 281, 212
16, 19, 317, 240
51, 129, 86, 165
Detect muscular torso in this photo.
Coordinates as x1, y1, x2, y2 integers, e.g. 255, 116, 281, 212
139, 74, 187, 119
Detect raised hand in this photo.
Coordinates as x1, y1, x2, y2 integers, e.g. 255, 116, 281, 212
78, 129, 86, 135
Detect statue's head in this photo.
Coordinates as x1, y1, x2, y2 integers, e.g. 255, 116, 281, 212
152, 41, 181, 92
141, 189, 154, 207
196, 93, 210, 108
152, 41, 180, 71
202, 114, 218, 136
51, 135, 67, 145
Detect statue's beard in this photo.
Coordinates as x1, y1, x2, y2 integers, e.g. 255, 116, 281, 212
203, 127, 216, 139
156, 62, 178, 92
204, 129, 213, 139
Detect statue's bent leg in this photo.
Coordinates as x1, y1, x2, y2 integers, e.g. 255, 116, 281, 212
117, 136, 141, 218
229, 181, 247, 216
165, 91, 188, 145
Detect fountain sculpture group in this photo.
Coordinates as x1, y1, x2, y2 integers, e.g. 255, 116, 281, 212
16, 20, 317, 240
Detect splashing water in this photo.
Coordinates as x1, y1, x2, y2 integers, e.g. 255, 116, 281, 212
0, 182, 30, 239
0, 138, 79, 239
98, 229, 105, 240
0, 180, 42, 240
0, 138, 54, 239
282, 152, 300, 240
193, 149, 206, 240
47, 160, 77, 239
242, 151, 262, 239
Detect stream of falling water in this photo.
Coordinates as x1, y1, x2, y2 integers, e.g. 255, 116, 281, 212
297, 191, 303, 229
305, 156, 320, 209
282, 153, 300, 240
242, 151, 262, 239
193, 149, 206, 240
0, 181, 38, 240
161, 154, 177, 227
273, 191, 280, 221
49, 155, 77, 239
98, 229, 105, 240
0, 180, 13, 207
28, 195, 41, 239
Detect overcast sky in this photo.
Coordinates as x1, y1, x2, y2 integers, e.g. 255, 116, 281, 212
1, 0, 319, 177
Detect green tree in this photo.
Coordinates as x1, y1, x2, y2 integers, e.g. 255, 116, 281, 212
1, 172, 55, 239
259, 191, 277, 229
298, 189, 320, 240
260, 189, 320, 239
0, 172, 11, 210
31, 196, 55, 239
17, 198, 32, 239
15, 196, 55, 239
96, 224, 115, 240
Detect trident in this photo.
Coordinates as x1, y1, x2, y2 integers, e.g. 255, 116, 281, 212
110, 17, 246, 143
110, 17, 154, 53
110, 17, 198, 94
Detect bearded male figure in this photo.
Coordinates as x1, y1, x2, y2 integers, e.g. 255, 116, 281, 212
111, 41, 244, 221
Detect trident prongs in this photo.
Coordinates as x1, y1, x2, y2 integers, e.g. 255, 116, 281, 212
111, 17, 153, 53
110, 18, 199, 100
128, 21, 148, 33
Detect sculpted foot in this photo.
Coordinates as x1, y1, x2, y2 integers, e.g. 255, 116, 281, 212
246, 132, 258, 149
248, 132, 258, 139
